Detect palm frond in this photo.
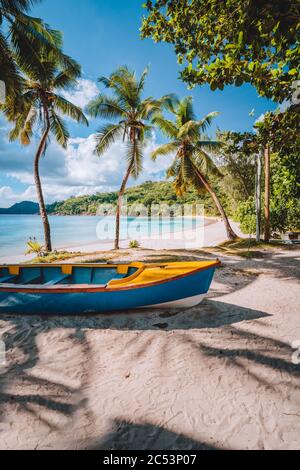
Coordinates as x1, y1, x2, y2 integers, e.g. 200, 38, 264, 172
137, 65, 149, 95
160, 93, 180, 113
0, 31, 22, 96
172, 166, 187, 197
176, 96, 195, 126
2, 1, 37, 16
197, 111, 220, 133
140, 97, 162, 120
98, 66, 141, 110
9, 16, 61, 77
177, 119, 202, 139
126, 139, 144, 179
166, 158, 180, 178
151, 141, 179, 160
8, 100, 34, 144
53, 70, 78, 90
49, 111, 69, 148
196, 139, 222, 153
94, 123, 123, 156
193, 149, 223, 177
9, 114, 26, 142
151, 114, 178, 138
182, 154, 196, 181
87, 94, 126, 120
178, 114, 219, 140
53, 95, 88, 125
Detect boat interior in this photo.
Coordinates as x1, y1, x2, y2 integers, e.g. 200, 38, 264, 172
0, 263, 140, 287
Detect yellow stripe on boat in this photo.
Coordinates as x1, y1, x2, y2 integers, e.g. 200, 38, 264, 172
107, 261, 219, 288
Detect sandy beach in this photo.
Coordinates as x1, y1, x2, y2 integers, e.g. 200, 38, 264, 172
0, 245, 299, 450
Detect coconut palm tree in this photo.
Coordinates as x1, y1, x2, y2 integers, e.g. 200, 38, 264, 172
87, 66, 172, 249
0, 0, 79, 97
152, 97, 237, 240
4, 53, 88, 251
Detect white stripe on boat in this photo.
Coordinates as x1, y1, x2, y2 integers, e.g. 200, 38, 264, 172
144, 293, 206, 309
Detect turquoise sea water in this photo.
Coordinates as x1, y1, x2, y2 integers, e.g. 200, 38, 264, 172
0, 215, 203, 260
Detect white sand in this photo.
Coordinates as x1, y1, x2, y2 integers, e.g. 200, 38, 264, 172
0, 247, 299, 450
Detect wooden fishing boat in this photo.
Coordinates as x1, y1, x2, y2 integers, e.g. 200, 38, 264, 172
0, 260, 220, 314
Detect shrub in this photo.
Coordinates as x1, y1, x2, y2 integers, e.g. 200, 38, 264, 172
129, 240, 140, 249
25, 237, 45, 257
235, 198, 256, 235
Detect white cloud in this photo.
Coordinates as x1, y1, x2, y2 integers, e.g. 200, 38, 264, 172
0, 130, 174, 208
0, 185, 37, 208
61, 78, 99, 109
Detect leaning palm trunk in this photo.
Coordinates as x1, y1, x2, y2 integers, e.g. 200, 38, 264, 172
34, 112, 52, 252
193, 166, 237, 240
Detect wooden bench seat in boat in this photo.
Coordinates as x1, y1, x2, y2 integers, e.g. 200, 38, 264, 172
0, 275, 16, 283
44, 274, 70, 286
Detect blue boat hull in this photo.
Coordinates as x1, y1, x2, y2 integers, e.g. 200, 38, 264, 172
0, 266, 216, 315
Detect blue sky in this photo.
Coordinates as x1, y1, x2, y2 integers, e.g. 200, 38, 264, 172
0, 0, 277, 207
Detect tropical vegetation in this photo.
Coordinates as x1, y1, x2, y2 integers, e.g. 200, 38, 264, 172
47, 180, 228, 216
3, 46, 88, 251
151, 96, 237, 239
87, 66, 171, 249
141, 0, 300, 103
0, 0, 78, 97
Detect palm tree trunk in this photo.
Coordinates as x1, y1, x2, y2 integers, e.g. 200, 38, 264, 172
115, 160, 134, 250
255, 151, 262, 242
194, 167, 238, 240
264, 144, 271, 242
34, 111, 52, 252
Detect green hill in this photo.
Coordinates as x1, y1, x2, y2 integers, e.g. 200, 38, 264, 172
0, 201, 39, 214
47, 181, 223, 216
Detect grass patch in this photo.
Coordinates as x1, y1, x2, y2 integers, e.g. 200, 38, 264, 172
214, 237, 296, 257
236, 250, 266, 259
220, 238, 297, 250
28, 251, 86, 264
219, 238, 269, 250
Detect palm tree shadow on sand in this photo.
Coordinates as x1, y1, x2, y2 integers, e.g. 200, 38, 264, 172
0, 323, 92, 431
0, 256, 298, 449
0, 297, 270, 437
86, 419, 221, 450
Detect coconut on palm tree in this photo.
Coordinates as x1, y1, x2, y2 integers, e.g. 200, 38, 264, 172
152, 96, 237, 240
0, 0, 80, 97
87, 66, 172, 249
4, 53, 88, 251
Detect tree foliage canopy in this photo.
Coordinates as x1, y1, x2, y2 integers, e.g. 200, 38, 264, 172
3, 51, 88, 149
87, 66, 171, 179
141, 0, 300, 102
217, 131, 256, 204
230, 110, 300, 234
0, 0, 80, 97
152, 96, 221, 196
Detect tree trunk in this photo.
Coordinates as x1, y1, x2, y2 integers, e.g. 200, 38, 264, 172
194, 167, 238, 240
264, 144, 271, 242
34, 111, 52, 252
255, 151, 262, 242
115, 161, 134, 250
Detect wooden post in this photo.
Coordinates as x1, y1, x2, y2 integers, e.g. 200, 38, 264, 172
255, 151, 262, 242
264, 144, 271, 242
